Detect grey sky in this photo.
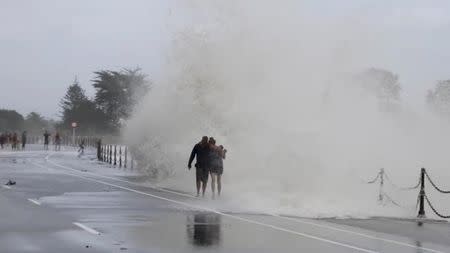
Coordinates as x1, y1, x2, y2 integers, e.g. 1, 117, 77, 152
1, 0, 450, 118
0, 0, 171, 118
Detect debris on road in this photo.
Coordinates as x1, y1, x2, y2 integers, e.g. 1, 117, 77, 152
5, 180, 16, 186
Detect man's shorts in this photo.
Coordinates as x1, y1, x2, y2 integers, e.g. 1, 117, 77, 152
196, 167, 209, 183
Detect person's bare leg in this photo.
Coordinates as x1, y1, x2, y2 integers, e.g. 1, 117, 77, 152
210, 173, 216, 199
196, 179, 201, 197
201, 181, 207, 197
217, 174, 222, 196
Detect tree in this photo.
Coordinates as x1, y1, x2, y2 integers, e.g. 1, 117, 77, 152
59, 78, 108, 134
427, 80, 450, 117
358, 68, 401, 101
24, 112, 53, 134
356, 68, 401, 111
0, 109, 24, 131
92, 68, 150, 130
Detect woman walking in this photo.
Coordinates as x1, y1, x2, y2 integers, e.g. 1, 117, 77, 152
209, 138, 227, 199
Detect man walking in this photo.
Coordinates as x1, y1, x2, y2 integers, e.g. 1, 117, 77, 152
43, 130, 50, 150
188, 136, 210, 197
21, 131, 27, 150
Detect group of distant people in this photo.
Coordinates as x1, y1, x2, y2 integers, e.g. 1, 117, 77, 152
188, 136, 227, 198
0, 131, 27, 150
0, 130, 64, 151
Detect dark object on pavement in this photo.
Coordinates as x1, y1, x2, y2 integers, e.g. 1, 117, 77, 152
5, 180, 16, 185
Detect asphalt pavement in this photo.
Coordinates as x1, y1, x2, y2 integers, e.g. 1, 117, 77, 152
1, 145, 450, 253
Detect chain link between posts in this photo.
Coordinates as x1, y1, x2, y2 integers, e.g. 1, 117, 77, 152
384, 172, 421, 191
365, 173, 380, 184
424, 194, 450, 219
365, 169, 418, 210
425, 171, 450, 194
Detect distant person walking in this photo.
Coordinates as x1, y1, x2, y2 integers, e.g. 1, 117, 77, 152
188, 136, 211, 197
11, 132, 18, 150
0, 133, 5, 149
209, 138, 227, 199
21, 131, 27, 150
54, 132, 61, 151
43, 130, 50, 150
77, 139, 85, 157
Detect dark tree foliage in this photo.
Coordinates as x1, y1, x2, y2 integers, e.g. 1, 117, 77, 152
359, 68, 401, 102
427, 80, 450, 117
58, 69, 150, 134
59, 79, 108, 134
92, 68, 150, 130
0, 109, 24, 131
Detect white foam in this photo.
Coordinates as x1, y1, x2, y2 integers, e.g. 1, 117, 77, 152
123, 1, 450, 219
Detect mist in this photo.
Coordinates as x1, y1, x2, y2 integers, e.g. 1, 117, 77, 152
124, 1, 450, 218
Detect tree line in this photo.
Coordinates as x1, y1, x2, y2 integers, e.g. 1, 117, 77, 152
58, 68, 150, 135
0, 67, 150, 136
2, 67, 450, 136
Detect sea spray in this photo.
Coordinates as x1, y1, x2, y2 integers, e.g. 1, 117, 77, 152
124, 1, 450, 218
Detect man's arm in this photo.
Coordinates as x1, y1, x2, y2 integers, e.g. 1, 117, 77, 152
188, 145, 197, 169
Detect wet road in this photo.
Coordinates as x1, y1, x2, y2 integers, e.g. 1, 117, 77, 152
0, 146, 450, 253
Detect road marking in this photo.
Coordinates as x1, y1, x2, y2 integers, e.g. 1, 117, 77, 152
33, 162, 376, 253
45, 154, 196, 199
44, 155, 444, 253
271, 214, 443, 253
2, 185, 11, 189
73, 222, 101, 235
27, 199, 41, 206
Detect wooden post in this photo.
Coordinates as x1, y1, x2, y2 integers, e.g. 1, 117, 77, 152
109, 145, 112, 164
114, 145, 117, 166
119, 147, 122, 168
418, 168, 426, 218
124, 147, 128, 169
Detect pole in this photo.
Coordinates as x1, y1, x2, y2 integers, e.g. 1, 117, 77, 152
114, 145, 117, 166
378, 168, 384, 202
418, 168, 426, 218
109, 145, 112, 164
72, 128, 75, 147
119, 147, 122, 168
124, 147, 128, 168
97, 139, 102, 161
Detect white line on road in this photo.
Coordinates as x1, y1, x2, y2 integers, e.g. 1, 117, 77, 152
45, 154, 196, 199
271, 214, 444, 253
2, 185, 11, 189
27, 199, 41, 206
32, 161, 376, 253
73, 222, 101, 235
43, 154, 443, 253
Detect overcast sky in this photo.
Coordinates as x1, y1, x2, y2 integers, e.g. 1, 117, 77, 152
1, 0, 450, 119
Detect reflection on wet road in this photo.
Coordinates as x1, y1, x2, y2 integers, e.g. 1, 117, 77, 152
187, 213, 222, 247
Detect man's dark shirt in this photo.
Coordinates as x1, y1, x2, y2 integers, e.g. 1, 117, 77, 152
44, 133, 50, 144
189, 143, 210, 168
